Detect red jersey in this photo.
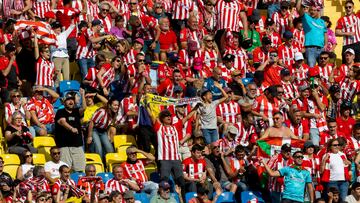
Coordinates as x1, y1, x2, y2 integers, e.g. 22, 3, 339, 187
76, 28, 96, 59
216, 100, 241, 124
154, 121, 181, 161
264, 64, 283, 85
182, 157, 206, 180
172, 0, 194, 20
289, 63, 309, 86
335, 14, 360, 46
215, 0, 245, 32
159, 30, 177, 50
284, 119, 309, 139
32, 0, 51, 18
27, 97, 55, 124
35, 57, 55, 87
292, 28, 305, 51
278, 43, 300, 67
272, 11, 290, 35
121, 160, 148, 183
91, 108, 113, 129
95, 14, 112, 34
90, 63, 115, 89
336, 116, 356, 137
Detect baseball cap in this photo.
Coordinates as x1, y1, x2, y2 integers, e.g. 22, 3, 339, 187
280, 68, 291, 76
283, 30, 293, 39
51, 21, 62, 29
159, 181, 171, 190
167, 52, 179, 62
193, 57, 203, 70
251, 9, 261, 22
44, 11, 56, 19
304, 141, 315, 149
281, 143, 292, 152
63, 92, 75, 101
223, 87, 233, 93
345, 48, 355, 55
200, 88, 211, 97
228, 125, 238, 135
134, 38, 144, 46
298, 84, 310, 91
294, 52, 304, 61
91, 19, 102, 27
223, 54, 235, 62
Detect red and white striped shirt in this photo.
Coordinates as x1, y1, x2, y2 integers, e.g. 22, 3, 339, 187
86, 1, 99, 21
335, 14, 360, 46
316, 63, 334, 88
85, 67, 98, 82
267, 154, 293, 192
253, 47, 269, 64
182, 157, 206, 179
195, 49, 218, 70
292, 28, 305, 51
215, 0, 245, 32
266, 32, 282, 48
76, 28, 96, 59
281, 81, 298, 100
90, 64, 115, 89
252, 95, 279, 126
278, 43, 300, 67
234, 122, 256, 146
121, 160, 148, 183
96, 14, 112, 34
216, 101, 241, 124
5, 103, 27, 126
289, 63, 309, 86
347, 136, 360, 151
123, 48, 138, 66
116, 96, 138, 128
154, 121, 181, 161
284, 119, 309, 139
178, 49, 192, 68
180, 28, 207, 53
304, 97, 328, 132
224, 47, 248, 77
302, 154, 321, 185
35, 57, 55, 87
219, 65, 235, 83
340, 78, 360, 101
218, 136, 239, 157
32, 0, 51, 18
272, 11, 290, 35
91, 108, 112, 129
172, 0, 194, 20
52, 179, 76, 196
27, 97, 55, 124
105, 178, 129, 197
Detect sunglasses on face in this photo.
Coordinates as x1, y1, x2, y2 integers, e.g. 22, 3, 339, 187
332, 144, 340, 147
12, 95, 21, 98
25, 154, 33, 158
294, 155, 304, 159
52, 152, 60, 155
102, 9, 109, 12
345, 6, 353, 9
129, 2, 137, 5
137, 59, 145, 63
320, 57, 328, 60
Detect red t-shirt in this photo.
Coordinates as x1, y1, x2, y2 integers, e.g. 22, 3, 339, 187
159, 30, 177, 50
336, 116, 356, 137
264, 64, 283, 85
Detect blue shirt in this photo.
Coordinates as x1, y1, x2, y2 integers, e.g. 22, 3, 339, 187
203, 78, 227, 101
279, 166, 312, 202
302, 13, 327, 47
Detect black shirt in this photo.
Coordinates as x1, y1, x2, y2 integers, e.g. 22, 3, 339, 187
4, 125, 32, 147
0, 172, 13, 197
55, 108, 83, 147
16, 48, 36, 83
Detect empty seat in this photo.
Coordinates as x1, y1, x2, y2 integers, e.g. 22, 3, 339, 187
0, 154, 20, 179
113, 135, 136, 151
185, 192, 197, 202
85, 153, 104, 173
96, 172, 114, 183
33, 137, 56, 161
105, 153, 124, 172
215, 192, 235, 203
134, 192, 150, 203
32, 153, 46, 166
70, 172, 85, 184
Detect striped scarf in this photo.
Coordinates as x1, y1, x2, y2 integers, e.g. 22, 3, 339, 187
321, 152, 350, 183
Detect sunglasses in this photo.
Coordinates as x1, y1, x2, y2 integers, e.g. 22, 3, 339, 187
115, 59, 121, 62
294, 155, 304, 159
127, 152, 137, 155
155, 6, 162, 8
332, 144, 340, 147
345, 6, 353, 9
129, 2, 137, 4
38, 198, 46, 201
270, 54, 278, 57
52, 152, 60, 155
12, 95, 21, 98
206, 39, 214, 42
320, 57, 328, 60
137, 59, 145, 62
25, 154, 33, 158
277, 91, 284, 94
102, 9, 109, 12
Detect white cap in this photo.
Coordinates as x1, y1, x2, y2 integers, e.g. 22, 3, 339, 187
294, 52, 304, 61
345, 48, 355, 55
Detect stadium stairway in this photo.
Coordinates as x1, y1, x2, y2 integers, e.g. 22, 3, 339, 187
324, 0, 360, 65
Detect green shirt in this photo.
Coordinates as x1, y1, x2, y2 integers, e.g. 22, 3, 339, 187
150, 194, 177, 203
240, 29, 261, 52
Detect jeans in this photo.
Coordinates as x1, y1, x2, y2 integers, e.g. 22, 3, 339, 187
310, 128, 320, 146
159, 160, 185, 198
143, 40, 160, 54
326, 181, 349, 202
142, 181, 159, 196
271, 191, 281, 203
201, 129, 218, 144
281, 199, 302, 203
267, 3, 280, 18
33, 123, 55, 136
90, 128, 114, 160
305, 46, 323, 68
78, 58, 95, 79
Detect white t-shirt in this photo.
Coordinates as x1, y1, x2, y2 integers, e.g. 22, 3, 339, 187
329, 153, 345, 181
345, 195, 359, 203
44, 161, 68, 179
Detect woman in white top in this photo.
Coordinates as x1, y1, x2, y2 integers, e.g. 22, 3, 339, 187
51, 20, 75, 82
16, 149, 35, 180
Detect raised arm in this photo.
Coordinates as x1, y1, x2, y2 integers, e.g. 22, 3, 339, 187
260, 159, 281, 177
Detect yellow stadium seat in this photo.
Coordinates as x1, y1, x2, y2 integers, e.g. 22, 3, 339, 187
0, 129, 7, 154
33, 137, 56, 161
32, 153, 46, 166
113, 135, 136, 151
85, 153, 104, 173
0, 154, 20, 179
105, 153, 126, 172
145, 162, 157, 178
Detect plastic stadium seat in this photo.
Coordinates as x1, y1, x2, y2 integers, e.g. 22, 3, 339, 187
96, 172, 114, 183
59, 80, 80, 96
105, 153, 125, 172
145, 163, 157, 178
85, 153, 104, 173
0, 154, 20, 179
241, 191, 265, 203
33, 136, 56, 161
215, 192, 235, 203
134, 192, 150, 203
241, 78, 254, 86
185, 192, 197, 202
113, 135, 136, 150
70, 172, 85, 184
32, 153, 46, 166
0, 128, 7, 154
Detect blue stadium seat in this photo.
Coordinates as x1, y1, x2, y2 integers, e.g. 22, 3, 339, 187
134, 192, 150, 203
96, 172, 114, 183
241, 191, 265, 203
185, 192, 197, 202
214, 192, 235, 203
59, 80, 80, 96
52, 98, 64, 113
70, 172, 85, 183
241, 78, 254, 86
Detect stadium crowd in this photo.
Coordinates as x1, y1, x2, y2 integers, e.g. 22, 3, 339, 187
1, 0, 360, 202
